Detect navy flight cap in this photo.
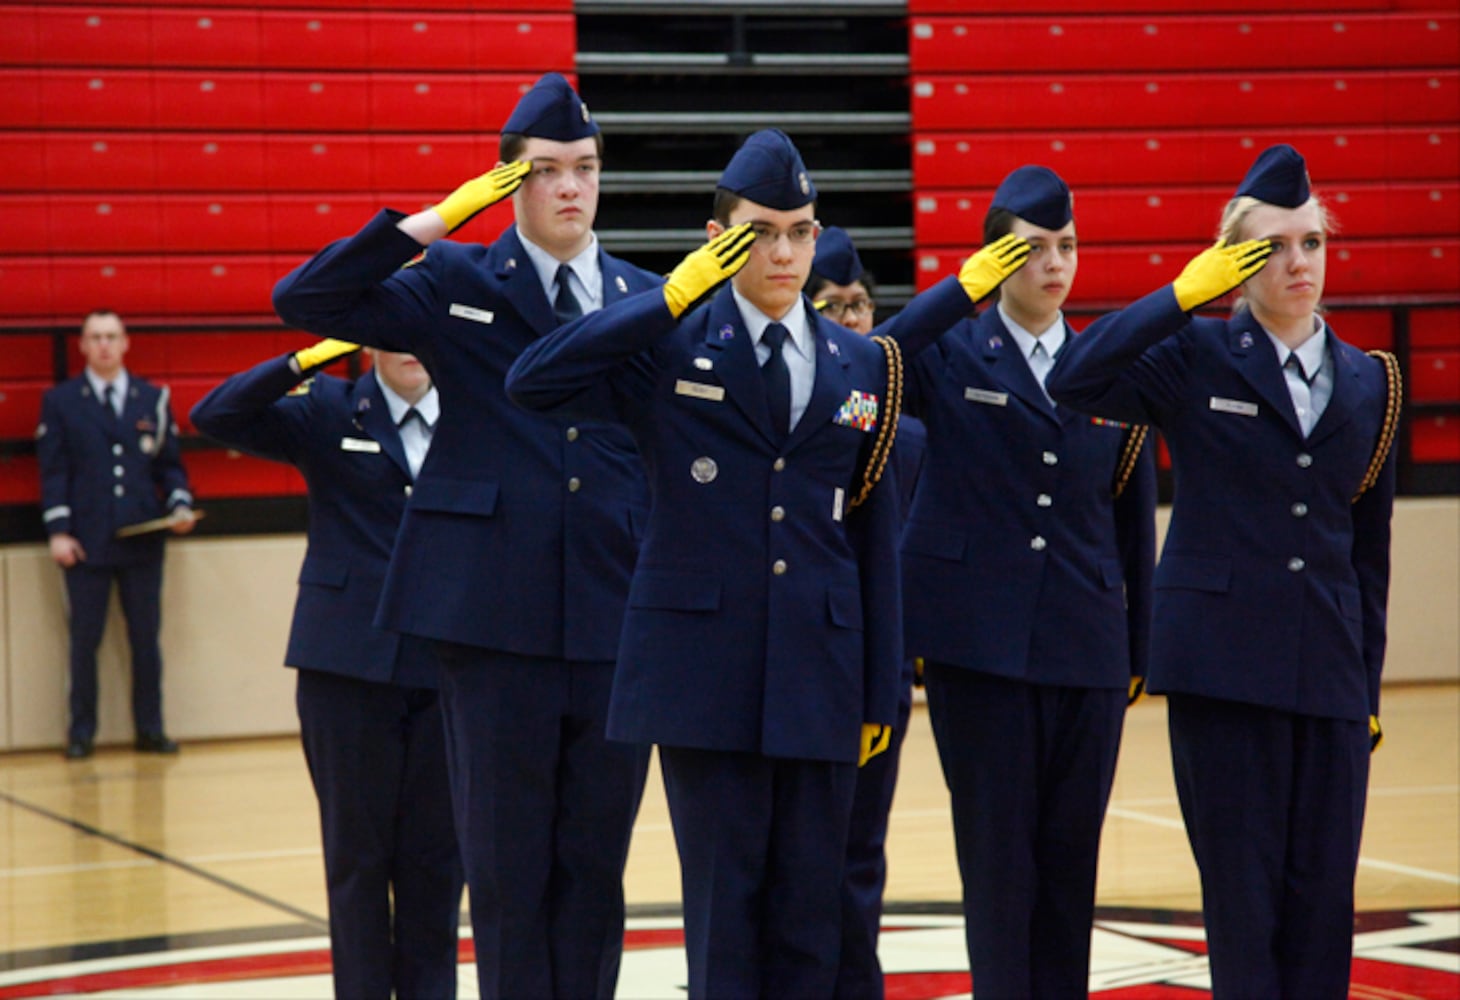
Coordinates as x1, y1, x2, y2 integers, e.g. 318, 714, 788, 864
718, 129, 817, 211
502, 73, 598, 141
991, 165, 1073, 231
1235, 144, 1312, 208
812, 226, 864, 286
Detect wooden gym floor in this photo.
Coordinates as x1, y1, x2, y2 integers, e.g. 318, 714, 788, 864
0, 684, 1456, 996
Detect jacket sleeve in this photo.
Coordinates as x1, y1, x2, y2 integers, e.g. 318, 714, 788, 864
1351, 404, 1397, 717
849, 431, 904, 729
506, 286, 675, 424
1047, 285, 1195, 426
1114, 433, 1158, 679
190, 355, 316, 466
151, 389, 194, 511
872, 277, 974, 418
36, 390, 73, 536
272, 209, 435, 356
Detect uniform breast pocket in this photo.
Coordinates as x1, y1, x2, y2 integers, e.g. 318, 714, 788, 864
298, 555, 349, 590
827, 586, 863, 631
902, 520, 967, 563
407, 478, 499, 517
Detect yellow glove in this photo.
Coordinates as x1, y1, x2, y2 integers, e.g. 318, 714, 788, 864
957, 233, 1032, 304
1171, 239, 1273, 312
430, 160, 533, 234
291, 338, 360, 375
663, 224, 757, 318
1369, 715, 1383, 753
1128, 676, 1147, 706
858, 723, 891, 768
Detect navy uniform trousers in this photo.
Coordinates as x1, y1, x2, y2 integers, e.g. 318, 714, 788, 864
507, 285, 905, 999
834, 416, 925, 1000
274, 213, 660, 999
192, 358, 462, 999
877, 283, 1157, 998
38, 373, 192, 744
1048, 286, 1396, 999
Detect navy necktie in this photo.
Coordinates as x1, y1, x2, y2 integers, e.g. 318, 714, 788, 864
1285, 353, 1316, 386
102, 385, 119, 422
761, 323, 791, 438
554, 263, 583, 327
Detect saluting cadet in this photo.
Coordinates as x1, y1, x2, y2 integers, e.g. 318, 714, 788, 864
810, 227, 929, 1000
506, 129, 906, 998
1047, 145, 1399, 999
879, 166, 1157, 998
37, 309, 195, 760
809, 225, 880, 335
271, 74, 660, 999
191, 341, 462, 1000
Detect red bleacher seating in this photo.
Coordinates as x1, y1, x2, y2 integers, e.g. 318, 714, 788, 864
182, 448, 307, 497
1410, 351, 1460, 404
1332, 310, 1393, 352
3, 69, 549, 132
1412, 307, 1460, 348
911, 70, 1458, 131
910, 0, 1403, 11
0, 382, 50, 439
915, 240, 1460, 301
913, 127, 1459, 189
910, 13, 1458, 72
915, 182, 1460, 247
0, 456, 41, 504
0, 132, 505, 193
1410, 416, 1460, 464
0, 194, 519, 254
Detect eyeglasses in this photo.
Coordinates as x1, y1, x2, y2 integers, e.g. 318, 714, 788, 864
818, 298, 875, 320
749, 221, 820, 247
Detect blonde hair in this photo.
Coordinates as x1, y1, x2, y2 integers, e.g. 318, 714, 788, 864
1216, 194, 1335, 314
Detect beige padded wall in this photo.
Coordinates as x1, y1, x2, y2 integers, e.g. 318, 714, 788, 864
2, 500, 1457, 752
3, 536, 303, 750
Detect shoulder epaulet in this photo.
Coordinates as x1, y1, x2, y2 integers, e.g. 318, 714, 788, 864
849, 335, 903, 510
1353, 349, 1401, 502
1112, 424, 1150, 499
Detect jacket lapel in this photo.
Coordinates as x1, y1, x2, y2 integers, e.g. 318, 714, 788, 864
353, 373, 411, 479
1229, 313, 1303, 438
977, 311, 1059, 426
492, 226, 557, 338
1305, 328, 1362, 447
785, 310, 853, 453
699, 288, 781, 445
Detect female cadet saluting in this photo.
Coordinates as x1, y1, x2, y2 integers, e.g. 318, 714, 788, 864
884, 165, 1156, 998
1047, 144, 1400, 999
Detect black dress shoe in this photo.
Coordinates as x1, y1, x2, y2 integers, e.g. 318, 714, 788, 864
65, 739, 94, 760
134, 732, 180, 754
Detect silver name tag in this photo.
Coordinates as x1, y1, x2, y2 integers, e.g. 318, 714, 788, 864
1209, 396, 1259, 417
449, 303, 495, 325
675, 379, 726, 402
340, 437, 382, 453
964, 388, 1009, 406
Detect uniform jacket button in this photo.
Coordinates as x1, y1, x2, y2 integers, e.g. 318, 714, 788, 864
1288, 557, 1306, 572
772, 559, 788, 575
567, 477, 581, 492
1030, 536, 1047, 551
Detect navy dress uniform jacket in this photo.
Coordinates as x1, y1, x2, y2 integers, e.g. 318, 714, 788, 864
38, 374, 192, 566
506, 285, 905, 763
273, 212, 661, 660
1047, 286, 1395, 721
890, 279, 1156, 685
190, 356, 438, 688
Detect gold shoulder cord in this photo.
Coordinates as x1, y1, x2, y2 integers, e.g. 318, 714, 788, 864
850, 335, 903, 510
1111, 424, 1149, 499
1353, 349, 1402, 503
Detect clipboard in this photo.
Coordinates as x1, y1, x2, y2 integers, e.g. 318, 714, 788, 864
115, 510, 205, 538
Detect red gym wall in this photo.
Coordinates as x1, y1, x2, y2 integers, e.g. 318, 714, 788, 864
1, 0, 1457, 508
